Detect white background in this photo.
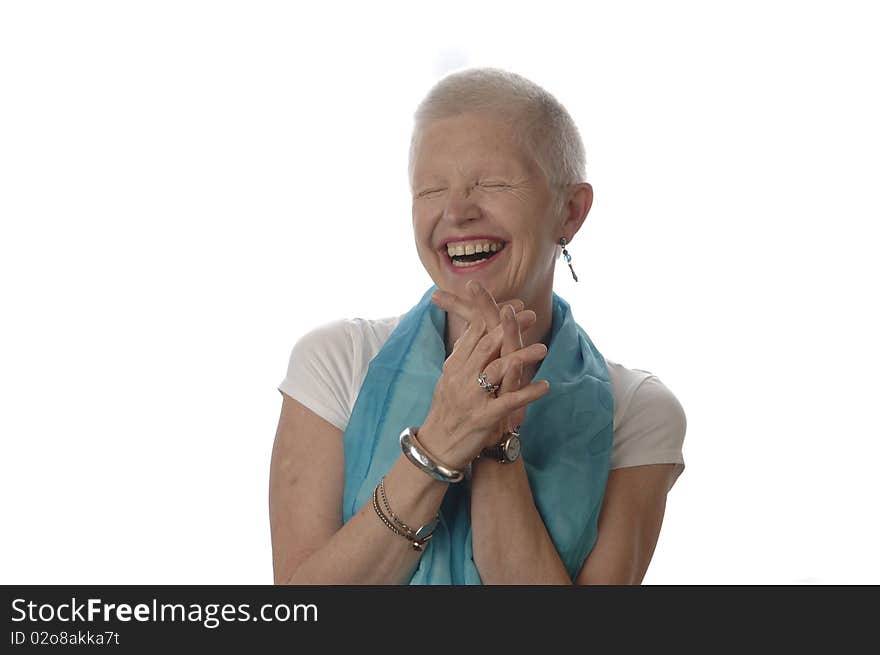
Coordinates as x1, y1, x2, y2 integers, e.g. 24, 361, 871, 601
1, 1, 877, 584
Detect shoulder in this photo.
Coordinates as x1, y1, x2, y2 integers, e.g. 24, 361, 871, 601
290, 318, 354, 360
277, 319, 356, 429
345, 314, 404, 395
278, 314, 403, 431
288, 314, 401, 365
287, 314, 405, 381
603, 356, 687, 482
604, 357, 685, 431
347, 315, 403, 362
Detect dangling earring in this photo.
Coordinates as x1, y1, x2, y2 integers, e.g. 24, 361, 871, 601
559, 237, 578, 282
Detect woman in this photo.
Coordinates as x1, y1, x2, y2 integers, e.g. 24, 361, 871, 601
270, 67, 686, 584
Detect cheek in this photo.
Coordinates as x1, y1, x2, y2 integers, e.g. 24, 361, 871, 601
412, 231, 439, 270
512, 229, 555, 275
413, 240, 432, 266
412, 210, 434, 239
411, 219, 428, 249
514, 225, 543, 257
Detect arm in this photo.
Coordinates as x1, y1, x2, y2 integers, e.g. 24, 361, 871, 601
270, 314, 548, 584
574, 462, 681, 585
469, 455, 572, 584
470, 460, 681, 585
269, 393, 450, 584
433, 282, 684, 584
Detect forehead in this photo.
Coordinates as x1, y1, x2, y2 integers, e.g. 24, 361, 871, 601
412, 112, 536, 179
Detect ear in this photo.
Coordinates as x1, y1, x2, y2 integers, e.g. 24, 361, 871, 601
559, 182, 593, 242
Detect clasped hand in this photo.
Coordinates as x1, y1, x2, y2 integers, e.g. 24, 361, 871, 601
418, 280, 550, 471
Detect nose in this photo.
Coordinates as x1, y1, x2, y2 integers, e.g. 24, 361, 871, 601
441, 183, 481, 225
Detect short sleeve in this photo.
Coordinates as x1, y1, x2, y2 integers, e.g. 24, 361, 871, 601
277, 319, 355, 432
610, 375, 687, 484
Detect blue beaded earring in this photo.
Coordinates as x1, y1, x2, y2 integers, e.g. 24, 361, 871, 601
559, 236, 578, 282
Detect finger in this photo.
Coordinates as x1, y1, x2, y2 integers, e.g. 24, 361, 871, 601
445, 318, 487, 368
433, 288, 527, 343
466, 280, 502, 330
496, 298, 525, 314
454, 309, 533, 352
481, 342, 548, 385
500, 303, 524, 358
446, 310, 533, 373
464, 321, 506, 377
490, 380, 551, 418
499, 357, 523, 395
431, 289, 477, 323
432, 288, 524, 317
472, 315, 536, 376
514, 309, 537, 331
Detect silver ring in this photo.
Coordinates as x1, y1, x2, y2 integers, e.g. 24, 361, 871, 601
477, 372, 500, 396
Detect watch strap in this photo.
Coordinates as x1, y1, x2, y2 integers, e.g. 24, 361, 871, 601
480, 443, 504, 461
480, 430, 521, 463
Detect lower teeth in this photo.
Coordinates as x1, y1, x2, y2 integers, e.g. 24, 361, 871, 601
453, 255, 491, 267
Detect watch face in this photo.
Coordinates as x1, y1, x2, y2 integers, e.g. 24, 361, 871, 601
505, 435, 521, 461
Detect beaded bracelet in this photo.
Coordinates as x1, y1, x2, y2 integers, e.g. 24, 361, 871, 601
371, 477, 439, 551
378, 477, 417, 535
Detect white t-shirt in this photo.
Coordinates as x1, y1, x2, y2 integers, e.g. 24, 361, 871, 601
278, 315, 687, 486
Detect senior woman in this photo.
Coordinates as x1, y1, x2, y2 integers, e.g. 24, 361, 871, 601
270, 67, 687, 585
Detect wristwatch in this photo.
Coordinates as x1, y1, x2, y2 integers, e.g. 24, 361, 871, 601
480, 430, 521, 463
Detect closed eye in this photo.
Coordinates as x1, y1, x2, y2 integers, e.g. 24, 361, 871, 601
416, 188, 446, 199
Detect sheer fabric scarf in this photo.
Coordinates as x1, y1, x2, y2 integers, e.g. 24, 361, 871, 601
341, 285, 613, 584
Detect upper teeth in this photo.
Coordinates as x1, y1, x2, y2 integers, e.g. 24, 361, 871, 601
446, 240, 504, 257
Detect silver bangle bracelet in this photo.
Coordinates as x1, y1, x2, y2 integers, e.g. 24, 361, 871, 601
399, 426, 464, 484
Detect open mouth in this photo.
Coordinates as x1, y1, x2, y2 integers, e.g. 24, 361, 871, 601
446, 242, 507, 268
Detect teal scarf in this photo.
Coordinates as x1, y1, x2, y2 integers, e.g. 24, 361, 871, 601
342, 285, 613, 584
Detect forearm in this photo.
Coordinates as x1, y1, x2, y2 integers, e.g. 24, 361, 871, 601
286, 454, 449, 585
469, 456, 572, 584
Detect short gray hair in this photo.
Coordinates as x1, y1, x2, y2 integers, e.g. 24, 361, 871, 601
408, 67, 587, 214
